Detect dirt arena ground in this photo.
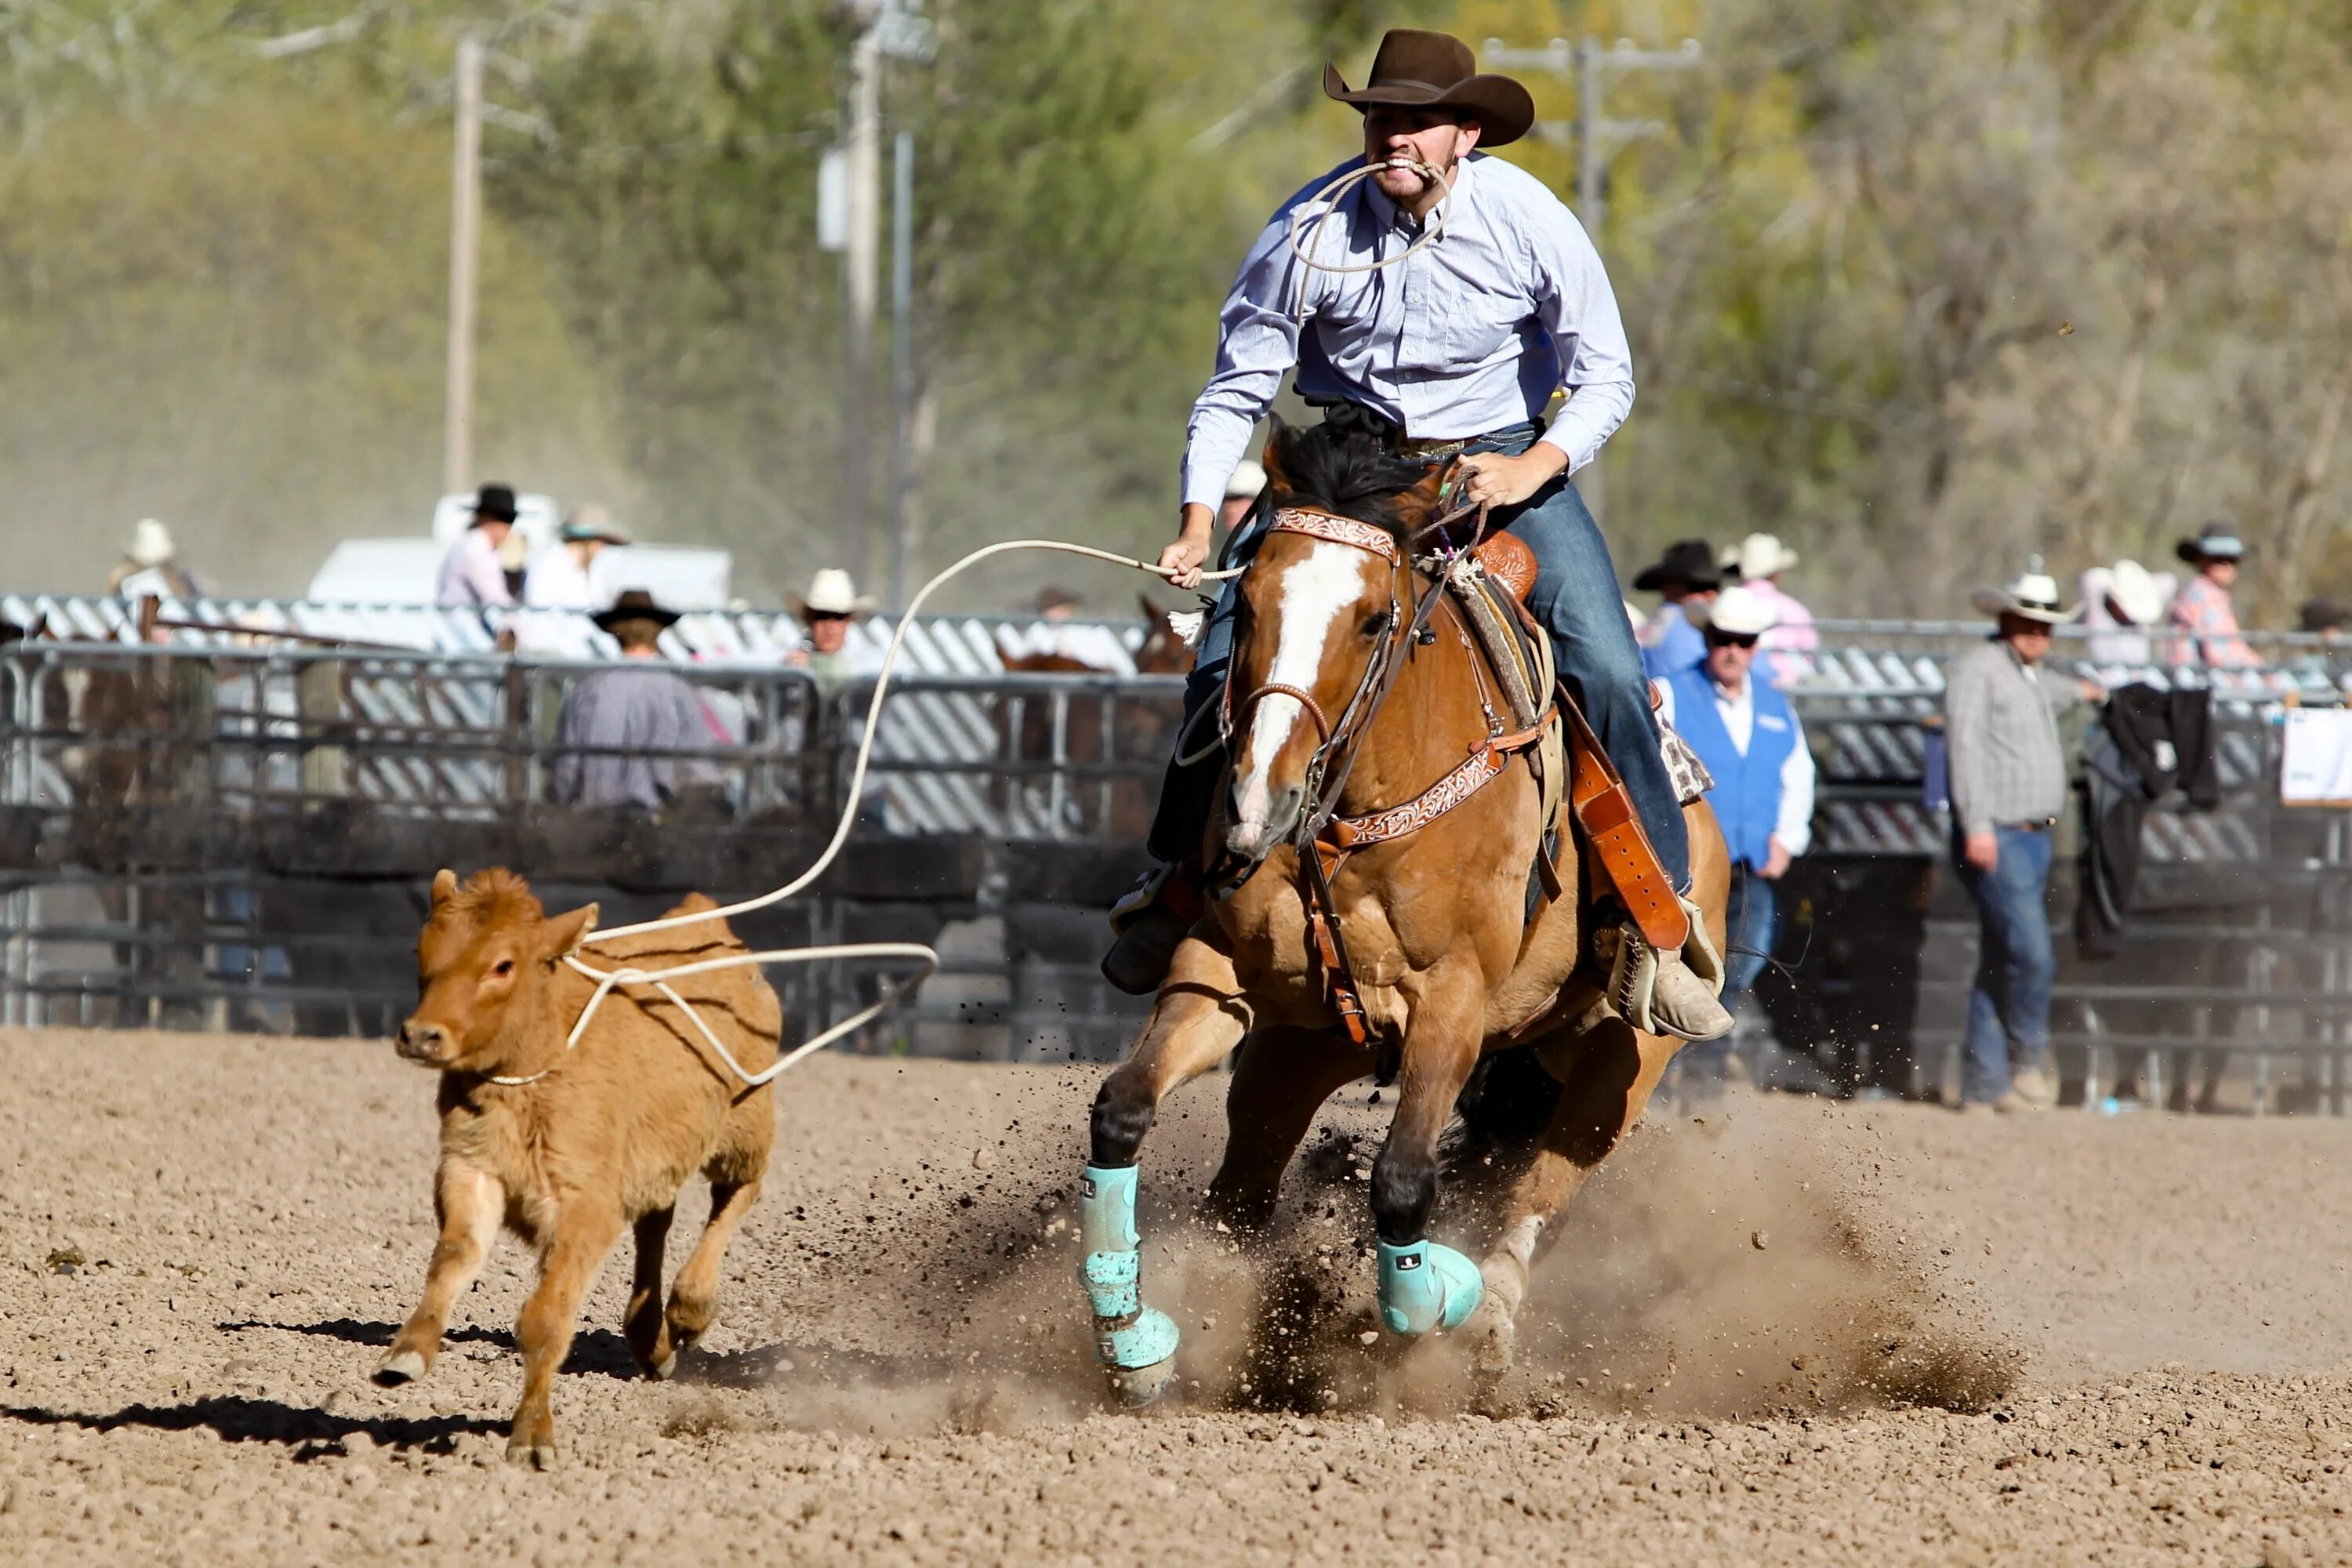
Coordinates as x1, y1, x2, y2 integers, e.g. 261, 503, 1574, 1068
2, 1028, 2349, 1565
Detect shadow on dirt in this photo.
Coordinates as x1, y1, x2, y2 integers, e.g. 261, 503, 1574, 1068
1, 1395, 501, 1459
217, 1316, 641, 1377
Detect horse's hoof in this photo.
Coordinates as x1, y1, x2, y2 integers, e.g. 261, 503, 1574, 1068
372, 1349, 426, 1387
1104, 1356, 1177, 1409
506, 1437, 559, 1469
647, 1352, 678, 1382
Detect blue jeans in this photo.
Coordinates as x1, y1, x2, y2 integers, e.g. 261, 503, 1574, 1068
1952, 825, 2056, 1104
1149, 424, 1690, 890
1678, 861, 1776, 1080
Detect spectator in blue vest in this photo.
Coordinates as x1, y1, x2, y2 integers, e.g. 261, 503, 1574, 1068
1657, 583, 1816, 1099
1632, 538, 1722, 680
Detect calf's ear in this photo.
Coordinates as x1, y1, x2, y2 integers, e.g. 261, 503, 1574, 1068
538, 902, 601, 963
430, 868, 459, 907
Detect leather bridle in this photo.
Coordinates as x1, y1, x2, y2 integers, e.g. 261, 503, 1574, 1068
1221, 502, 1521, 1050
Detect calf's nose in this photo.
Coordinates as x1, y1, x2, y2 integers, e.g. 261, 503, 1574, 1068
396, 1018, 448, 1062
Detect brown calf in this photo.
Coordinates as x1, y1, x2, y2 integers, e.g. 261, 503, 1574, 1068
376, 868, 779, 1467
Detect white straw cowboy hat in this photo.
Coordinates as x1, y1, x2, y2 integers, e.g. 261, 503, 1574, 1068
127, 518, 176, 568
1686, 583, 1780, 638
1225, 459, 1268, 500
789, 568, 877, 620
2091, 558, 2167, 628
1726, 532, 1799, 583
1971, 563, 2080, 625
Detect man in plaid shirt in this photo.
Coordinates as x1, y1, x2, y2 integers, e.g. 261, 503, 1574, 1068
1944, 565, 2103, 1112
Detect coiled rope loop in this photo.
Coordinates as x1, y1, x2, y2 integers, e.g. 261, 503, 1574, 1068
492, 539, 1244, 1089
1283, 157, 1454, 319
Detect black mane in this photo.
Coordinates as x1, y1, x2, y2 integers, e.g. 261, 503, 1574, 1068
1266, 421, 1436, 535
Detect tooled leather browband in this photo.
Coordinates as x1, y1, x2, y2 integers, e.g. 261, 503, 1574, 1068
1268, 507, 1401, 565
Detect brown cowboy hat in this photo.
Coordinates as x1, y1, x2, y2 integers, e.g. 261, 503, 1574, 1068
1323, 30, 1535, 150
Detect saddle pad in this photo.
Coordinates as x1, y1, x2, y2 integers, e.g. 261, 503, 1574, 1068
1443, 560, 1566, 880
1660, 718, 1713, 807
1445, 557, 1549, 731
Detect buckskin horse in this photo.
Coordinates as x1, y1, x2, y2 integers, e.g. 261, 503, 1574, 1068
1076, 419, 1732, 1404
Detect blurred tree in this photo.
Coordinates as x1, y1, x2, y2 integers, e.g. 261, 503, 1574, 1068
3, 0, 2350, 622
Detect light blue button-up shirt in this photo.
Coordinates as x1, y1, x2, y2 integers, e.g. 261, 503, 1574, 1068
1180, 152, 1635, 511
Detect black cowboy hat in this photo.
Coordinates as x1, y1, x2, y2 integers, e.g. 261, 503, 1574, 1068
591, 588, 681, 633
2175, 518, 2245, 565
1632, 538, 1725, 593
469, 483, 520, 525
1323, 30, 1535, 150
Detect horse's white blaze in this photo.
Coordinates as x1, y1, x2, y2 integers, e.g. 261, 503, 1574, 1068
1232, 541, 1371, 837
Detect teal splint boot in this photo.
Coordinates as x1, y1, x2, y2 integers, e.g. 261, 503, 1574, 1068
1376, 1239, 1485, 1337
1079, 1164, 1179, 1404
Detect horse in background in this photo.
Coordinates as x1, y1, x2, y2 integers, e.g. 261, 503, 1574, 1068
997, 597, 1196, 840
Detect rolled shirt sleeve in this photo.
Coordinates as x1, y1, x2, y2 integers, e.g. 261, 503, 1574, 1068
1528, 203, 1635, 476
1180, 211, 1307, 512
1775, 709, 1816, 857
1943, 654, 1994, 837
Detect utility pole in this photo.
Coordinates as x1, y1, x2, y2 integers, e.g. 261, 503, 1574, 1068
835, 2, 934, 581
842, 24, 883, 572
887, 129, 916, 611
1484, 37, 1702, 521
442, 33, 485, 500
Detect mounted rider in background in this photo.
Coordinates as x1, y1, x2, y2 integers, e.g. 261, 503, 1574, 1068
1105, 28, 1731, 1043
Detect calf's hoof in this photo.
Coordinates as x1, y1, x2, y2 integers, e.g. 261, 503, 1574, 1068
506, 1436, 560, 1470
647, 1352, 678, 1382
372, 1348, 427, 1387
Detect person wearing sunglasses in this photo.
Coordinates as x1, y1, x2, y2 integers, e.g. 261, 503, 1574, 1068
1655, 584, 1816, 1103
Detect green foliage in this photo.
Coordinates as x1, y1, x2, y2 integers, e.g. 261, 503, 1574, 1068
0, 95, 621, 594
5, 0, 2352, 622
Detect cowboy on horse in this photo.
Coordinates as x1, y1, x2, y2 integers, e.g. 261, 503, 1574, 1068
1106, 27, 1732, 1047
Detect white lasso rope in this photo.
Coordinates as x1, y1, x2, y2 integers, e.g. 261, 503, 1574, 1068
1285, 157, 1454, 319
492, 539, 1244, 1089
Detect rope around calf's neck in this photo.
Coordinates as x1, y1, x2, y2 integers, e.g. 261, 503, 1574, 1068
490, 539, 1244, 1090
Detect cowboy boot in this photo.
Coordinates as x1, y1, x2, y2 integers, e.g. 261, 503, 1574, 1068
1101, 864, 1204, 996
1604, 896, 1734, 1043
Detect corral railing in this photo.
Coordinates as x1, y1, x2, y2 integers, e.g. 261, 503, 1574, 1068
3, 623, 2349, 1108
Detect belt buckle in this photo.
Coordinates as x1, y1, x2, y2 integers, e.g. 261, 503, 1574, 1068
1396, 434, 1472, 462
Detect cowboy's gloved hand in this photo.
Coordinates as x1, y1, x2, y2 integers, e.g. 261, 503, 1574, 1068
1454, 446, 1568, 511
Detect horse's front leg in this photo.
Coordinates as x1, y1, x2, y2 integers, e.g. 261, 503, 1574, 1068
1082, 931, 1252, 1406
1472, 1014, 1677, 1378
1370, 964, 1488, 1338
1203, 1025, 1377, 1235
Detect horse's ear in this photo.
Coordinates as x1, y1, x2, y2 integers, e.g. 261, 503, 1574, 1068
1138, 591, 1166, 625
1257, 423, 1290, 498
1392, 461, 1450, 529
